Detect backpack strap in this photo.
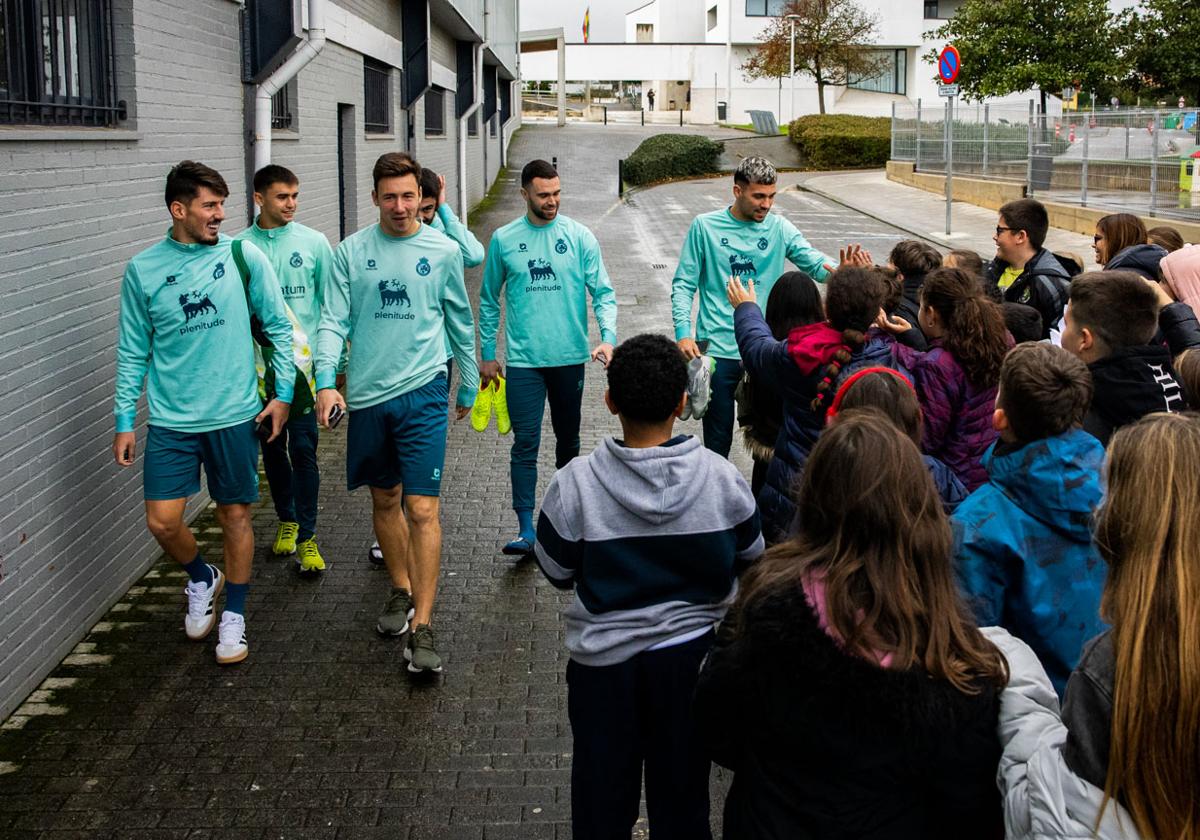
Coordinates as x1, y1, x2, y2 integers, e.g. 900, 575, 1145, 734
232, 239, 271, 347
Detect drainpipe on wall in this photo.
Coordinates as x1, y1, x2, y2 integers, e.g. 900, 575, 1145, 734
253, 0, 327, 174
459, 41, 487, 224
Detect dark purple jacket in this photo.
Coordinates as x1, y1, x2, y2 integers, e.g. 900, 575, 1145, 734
894, 340, 1001, 491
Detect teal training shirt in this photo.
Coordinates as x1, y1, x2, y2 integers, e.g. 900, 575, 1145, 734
114, 232, 295, 434
671, 208, 833, 360
315, 222, 479, 411
235, 218, 333, 345
479, 213, 617, 368
431, 204, 484, 268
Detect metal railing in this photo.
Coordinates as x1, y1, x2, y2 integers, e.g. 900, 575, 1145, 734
892, 100, 1200, 222
1, 0, 125, 127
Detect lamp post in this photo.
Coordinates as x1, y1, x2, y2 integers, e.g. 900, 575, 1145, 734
786, 14, 801, 124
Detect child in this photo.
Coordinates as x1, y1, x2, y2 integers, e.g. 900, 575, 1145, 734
1060, 270, 1188, 445
1001, 302, 1043, 344
953, 342, 1107, 696
1147, 224, 1184, 253
885, 267, 1011, 490
695, 411, 1006, 839
1176, 348, 1200, 408
825, 367, 967, 513
986, 413, 1200, 839
888, 239, 942, 331
987, 198, 1074, 338
1092, 212, 1165, 280
534, 333, 763, 840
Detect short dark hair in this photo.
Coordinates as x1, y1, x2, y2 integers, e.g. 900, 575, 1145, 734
824, 266, 888, 335
419, 167, 441, 204
252, 164, 298, 194
998, 342, 1093, 443
889, 240, 942, 279
1069, 270, 1160, 350
1002, 302, 1044, 344
372, 152, 420, 190
877, 265, 903, 313
521, 159, 558, 188
606, 334, 687, 424
999, 198, 1050, 250
165, 160, 228, 208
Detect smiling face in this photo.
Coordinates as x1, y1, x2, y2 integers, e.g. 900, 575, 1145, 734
522, 176, 561, 223
373, 174, 422, 237
1093, 225, 1108, 266
171, 186, 226, 245
255, 180, 299, 229
418, 195, 438, 225
732, 180, 776, 222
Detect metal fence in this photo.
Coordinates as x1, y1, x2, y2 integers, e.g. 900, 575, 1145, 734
892, 100, 1200, 223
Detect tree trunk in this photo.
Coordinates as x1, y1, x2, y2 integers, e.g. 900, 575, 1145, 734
817, 80, 826, 114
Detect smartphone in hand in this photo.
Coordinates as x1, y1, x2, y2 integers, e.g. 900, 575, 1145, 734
328, 404, 345, 429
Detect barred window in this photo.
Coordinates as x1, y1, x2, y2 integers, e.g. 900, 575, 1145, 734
1, 0, 125, 126
363, 56, 390, 133
467, 110, 477, 137
271, 82, 294, 130
424, 87, 444, 137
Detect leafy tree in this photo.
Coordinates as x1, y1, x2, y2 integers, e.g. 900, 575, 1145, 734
742, 0, 888, 115
1120, 1, 1200, 105
923, 0, 1119, 115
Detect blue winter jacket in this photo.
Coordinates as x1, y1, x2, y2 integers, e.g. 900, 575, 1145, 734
952, 430, 1108, 697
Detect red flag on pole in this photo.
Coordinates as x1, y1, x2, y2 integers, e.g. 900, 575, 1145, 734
582, 7, 590, 43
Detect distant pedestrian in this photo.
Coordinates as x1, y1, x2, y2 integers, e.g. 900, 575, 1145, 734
113, 161, 295, 665
535, 333, 762, 840
647, 88, 655, 111
694, 410, 1006, 839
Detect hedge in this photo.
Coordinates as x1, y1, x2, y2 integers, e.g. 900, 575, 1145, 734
788, 114, 891, 169
622, 133, 722, 186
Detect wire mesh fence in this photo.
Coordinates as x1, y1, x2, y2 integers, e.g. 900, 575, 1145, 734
891, 101, 1200, 223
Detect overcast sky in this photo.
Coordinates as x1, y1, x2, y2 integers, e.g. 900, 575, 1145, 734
518, 0, 1142, 44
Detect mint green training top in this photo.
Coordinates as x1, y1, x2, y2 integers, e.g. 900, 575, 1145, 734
315, 222, 479, 411
431, 204, 484, 268
671, 208, 833, 360
114, 232, 296, 434
479, 213, 617, 368
235, 218, 333, 345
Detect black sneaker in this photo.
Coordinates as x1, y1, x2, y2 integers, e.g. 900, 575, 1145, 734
376, 587, 414, 636
404, 624, 443, 673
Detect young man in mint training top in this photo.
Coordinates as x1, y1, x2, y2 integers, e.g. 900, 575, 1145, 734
366, 166, 485, 567
671, 156, 839, 458
113, 161, 295, 665
315, 153, 478, 675
479, 158, 618, 556
236, 164, 333, 575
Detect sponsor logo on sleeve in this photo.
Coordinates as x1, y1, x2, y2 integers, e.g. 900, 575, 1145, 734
165, 275, 178, 285
366, 259, 378, 270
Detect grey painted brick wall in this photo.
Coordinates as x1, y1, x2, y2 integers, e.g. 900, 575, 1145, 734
334, 0, 402, 40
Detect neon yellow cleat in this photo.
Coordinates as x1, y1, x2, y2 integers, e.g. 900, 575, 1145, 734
273, 521, 299, 555
296, 538, 326, 575
494, 375, 512, 435
470, 380, 495, 432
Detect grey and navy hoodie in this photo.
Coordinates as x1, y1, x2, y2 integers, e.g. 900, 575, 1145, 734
534, 434, 764, 667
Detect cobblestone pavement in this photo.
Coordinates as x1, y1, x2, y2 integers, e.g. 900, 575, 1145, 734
0, 123, 915, 839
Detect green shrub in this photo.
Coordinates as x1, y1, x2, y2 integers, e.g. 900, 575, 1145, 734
622, 134, 722, 186
788, 114, 891, 169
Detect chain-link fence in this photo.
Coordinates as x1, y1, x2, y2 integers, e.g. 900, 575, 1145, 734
891, 101, 1200, 223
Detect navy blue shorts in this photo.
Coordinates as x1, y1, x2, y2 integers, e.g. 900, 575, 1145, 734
346, 375, 449, 496
144, 420, 260, 504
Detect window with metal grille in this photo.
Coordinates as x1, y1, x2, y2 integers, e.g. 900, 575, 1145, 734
1, 0, 125, 126
424, 87, 444, 137
467, 110, 477, 137
363, 56, 391, 133
271, 82, 294, 130
924, 1, 939, 18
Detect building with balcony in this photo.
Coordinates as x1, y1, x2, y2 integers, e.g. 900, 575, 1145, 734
0, 0, 520, 720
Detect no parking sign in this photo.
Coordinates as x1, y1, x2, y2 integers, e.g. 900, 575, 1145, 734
938, 45, 960, 85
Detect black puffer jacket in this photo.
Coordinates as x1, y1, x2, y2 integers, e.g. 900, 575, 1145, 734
694, 582, 1004, 840
1105, 243, 1168, 281
987, 249, 1072, 339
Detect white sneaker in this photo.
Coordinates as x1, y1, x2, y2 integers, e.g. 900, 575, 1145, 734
215, 611, 248, 665
183, 566, 224, 640
686, 355, 715, 419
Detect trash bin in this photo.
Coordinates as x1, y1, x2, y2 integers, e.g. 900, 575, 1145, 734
717, 101, 727, 121
1030, 143, 1054, 191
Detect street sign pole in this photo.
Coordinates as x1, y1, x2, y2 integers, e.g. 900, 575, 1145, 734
937, 44, 960, 236
945, 95, 953, 235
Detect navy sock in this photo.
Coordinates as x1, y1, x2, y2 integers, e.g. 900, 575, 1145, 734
224, 582, 249, 615
182, 554, 213, 586
516, 510, 535, 542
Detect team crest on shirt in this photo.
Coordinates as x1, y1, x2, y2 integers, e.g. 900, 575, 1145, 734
757, 237, 769, 251
729, 254, 757, 277
555, 238, 568, 254
213, 262, 225, 279
290, 251, 303, 268
1019, 288, 1031, 304
416, 257, 432, 276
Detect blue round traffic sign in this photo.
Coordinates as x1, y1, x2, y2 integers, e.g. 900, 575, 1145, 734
938, 45, 960, 84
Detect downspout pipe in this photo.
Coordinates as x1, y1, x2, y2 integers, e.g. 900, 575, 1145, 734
254, 0, 327, 174
458, 41, 487, 224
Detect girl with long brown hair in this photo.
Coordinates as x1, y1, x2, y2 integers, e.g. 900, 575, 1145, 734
1095, 212, 1167, 281
694, 410, 1007, 839
988, 411, 1200, 839
882, 266, 1011, 490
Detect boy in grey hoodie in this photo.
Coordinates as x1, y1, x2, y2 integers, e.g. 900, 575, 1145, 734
535, 333, 763, 840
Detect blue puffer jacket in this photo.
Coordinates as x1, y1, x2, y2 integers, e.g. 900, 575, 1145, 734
952, 430, 1108, 697
735, 304, 907, 543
